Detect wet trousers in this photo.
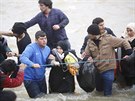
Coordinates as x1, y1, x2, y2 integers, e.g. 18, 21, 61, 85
24, 77, 47, 98
96, 69, 114, 96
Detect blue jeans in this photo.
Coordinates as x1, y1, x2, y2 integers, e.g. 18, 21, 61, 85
24, 77, 47, 98
96, 69, 114, 96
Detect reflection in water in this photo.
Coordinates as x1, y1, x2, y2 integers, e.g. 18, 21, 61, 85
0, 0, 135, 101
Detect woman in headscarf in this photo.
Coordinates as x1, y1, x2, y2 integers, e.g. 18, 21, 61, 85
120, 22, 135, 88
49, 41, 79, 93
122, 23, 135, 50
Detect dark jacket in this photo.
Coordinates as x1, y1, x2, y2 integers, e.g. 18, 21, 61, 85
80, 27, 115, 54
121, 39, 135, 57
25, 8, 69, 49
126, 50, 135, 62
0, 37, 11, 63
120, 38, 135, 77
120, 50, 135, 77
49, 49, 77, 93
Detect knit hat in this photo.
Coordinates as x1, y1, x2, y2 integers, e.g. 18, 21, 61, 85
87, 24, 100, 35
35, 30, 46, 39
57, 41, 69, 51
12, 22, 26, 35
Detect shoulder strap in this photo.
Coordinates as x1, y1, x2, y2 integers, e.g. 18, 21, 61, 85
52, 49, 62, 63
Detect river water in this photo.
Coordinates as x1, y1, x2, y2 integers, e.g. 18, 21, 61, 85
0, 0, 135, 101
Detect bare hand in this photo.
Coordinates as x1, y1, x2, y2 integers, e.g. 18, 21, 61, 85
52, 25, 60, 30
53, 61, 60, 66
6, 52, 17, 57
19, 63, 27, 71
123, 55, 129, 59
32, 64, 40, 68
87, 56, 94, 63
51, 60, 60, 66
81, 52, 86, 59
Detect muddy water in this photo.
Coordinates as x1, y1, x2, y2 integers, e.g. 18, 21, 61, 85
0, 0, 135, 101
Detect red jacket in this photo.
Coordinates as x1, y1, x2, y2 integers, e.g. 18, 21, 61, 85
0, 71, 24, 88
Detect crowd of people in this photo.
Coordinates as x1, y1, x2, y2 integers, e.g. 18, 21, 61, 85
0, 0, 135, 100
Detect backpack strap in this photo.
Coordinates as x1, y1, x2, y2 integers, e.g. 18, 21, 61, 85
52, 49, 62, 63
51, 49, 68, 71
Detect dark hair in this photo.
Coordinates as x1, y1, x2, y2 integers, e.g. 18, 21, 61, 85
0, 59, 17, 75
0, 90, 17, 101
92, 17, 104, 25
87, 24, 100, 35
12, 22, 26, 35
38, 0, 53, 9
57, 41, 69, 51
35, 30, 46, 39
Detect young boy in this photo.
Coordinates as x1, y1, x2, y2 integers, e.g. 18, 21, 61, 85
20, 31, 51, 98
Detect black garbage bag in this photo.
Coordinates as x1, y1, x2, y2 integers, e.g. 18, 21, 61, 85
120, 58, 135, 86
115, 65, 127, 88
120, 59, 135, 78
77, 60, 97, 92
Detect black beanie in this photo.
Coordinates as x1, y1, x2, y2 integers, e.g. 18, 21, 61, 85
87, 24, 100, 35
57, 41, 68, 51
0, 59, 17, 75
12, 22, 26, 35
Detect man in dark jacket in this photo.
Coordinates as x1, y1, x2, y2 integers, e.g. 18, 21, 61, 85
24, 0, 70, 49
80, 17, 116, 58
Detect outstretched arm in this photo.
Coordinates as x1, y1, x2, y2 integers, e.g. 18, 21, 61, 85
0, 31, 14, 37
